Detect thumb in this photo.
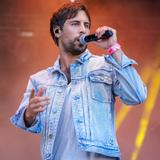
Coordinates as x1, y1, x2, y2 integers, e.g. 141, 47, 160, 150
29, 89, 35, 100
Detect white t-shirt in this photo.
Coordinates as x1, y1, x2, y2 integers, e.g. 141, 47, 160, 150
52, 85, 116, 160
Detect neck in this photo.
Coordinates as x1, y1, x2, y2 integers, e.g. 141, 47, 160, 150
59, 49, 83, 84
59, 50, 82, 71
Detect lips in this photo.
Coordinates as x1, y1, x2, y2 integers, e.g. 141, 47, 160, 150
74, 36, 86, 47
75, 36, 80, 42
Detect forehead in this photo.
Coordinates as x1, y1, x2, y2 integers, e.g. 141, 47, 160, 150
66, 10, 90, 23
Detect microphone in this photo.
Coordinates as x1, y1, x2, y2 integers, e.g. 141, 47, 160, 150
80, 30, 113, 45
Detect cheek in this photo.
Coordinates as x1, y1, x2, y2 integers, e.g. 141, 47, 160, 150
63, 26, 78, 37
62, 32, 76, 42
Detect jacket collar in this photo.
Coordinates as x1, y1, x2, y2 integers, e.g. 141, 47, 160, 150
49, 49, 92, 73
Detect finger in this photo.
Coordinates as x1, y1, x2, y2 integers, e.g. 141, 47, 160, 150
28, 106, 46, 115
35, 100, 50, 108
34, 106, 47, 113
37, 88, 45, 97
96, 27, 108, 39
30, 96, 50, 103
29, 89, 35, 100
31, 101, 50, 112
30, 99, 50, 108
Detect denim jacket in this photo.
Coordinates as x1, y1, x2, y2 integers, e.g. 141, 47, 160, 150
11, 50, 147, 160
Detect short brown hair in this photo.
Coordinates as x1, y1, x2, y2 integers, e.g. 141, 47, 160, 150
50, 2, 91, 46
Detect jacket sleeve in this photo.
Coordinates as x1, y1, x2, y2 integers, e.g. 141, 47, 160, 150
10, 77, 42, 133
105, 54, 147, 105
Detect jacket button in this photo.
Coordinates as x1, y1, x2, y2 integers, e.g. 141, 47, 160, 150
49, 134, 53, 139
109, 139, 114, 145
57, 90, 62, 93
52, 108, 57, 113
74, 95, 80, 100
77, 119, 83, 123
100, 77, 104, 81
72, 80, 78, 85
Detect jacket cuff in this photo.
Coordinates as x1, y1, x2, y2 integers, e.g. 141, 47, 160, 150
105, 54, 137, 69
10, 107, 41, 133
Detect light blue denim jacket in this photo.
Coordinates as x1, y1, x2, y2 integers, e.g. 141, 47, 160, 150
11, 50, 147, 160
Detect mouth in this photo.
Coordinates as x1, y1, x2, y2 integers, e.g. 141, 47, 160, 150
75, 37, 85, 47
74, 38, 81, 45
77, 40, 86, 48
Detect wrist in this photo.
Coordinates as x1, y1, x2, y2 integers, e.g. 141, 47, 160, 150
24, 108, 36, 127
25, 108, 35, 119
107, 43, 121, 55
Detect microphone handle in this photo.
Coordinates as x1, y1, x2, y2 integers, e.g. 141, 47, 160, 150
84, 30, 113, 42
101, 30, 113, 39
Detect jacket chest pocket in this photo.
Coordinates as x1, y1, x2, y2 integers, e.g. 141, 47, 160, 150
89, 73, 112, 103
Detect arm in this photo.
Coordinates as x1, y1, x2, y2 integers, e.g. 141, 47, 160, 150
10, 77, 50, 133
106, 53, 147, 105
94, 26, 147, 104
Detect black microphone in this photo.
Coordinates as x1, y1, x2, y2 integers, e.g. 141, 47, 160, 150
80, 30, 113, 45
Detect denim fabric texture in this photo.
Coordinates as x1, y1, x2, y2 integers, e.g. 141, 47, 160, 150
11, 50, 147, 160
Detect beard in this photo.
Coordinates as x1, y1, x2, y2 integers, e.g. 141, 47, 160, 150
61, 37, 87, 56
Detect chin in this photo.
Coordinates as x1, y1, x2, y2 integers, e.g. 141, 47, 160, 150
71, 46, 87, 56
70, 51, 83, 56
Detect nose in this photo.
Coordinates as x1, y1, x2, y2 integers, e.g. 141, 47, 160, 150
79, 24, 86, 34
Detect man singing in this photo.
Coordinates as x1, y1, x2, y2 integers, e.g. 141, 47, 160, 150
11, 2, 147, 160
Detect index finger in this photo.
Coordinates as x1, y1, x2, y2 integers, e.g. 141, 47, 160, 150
37, 88, 45, 97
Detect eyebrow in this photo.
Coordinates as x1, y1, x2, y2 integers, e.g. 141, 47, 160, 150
68, 20, 90, 26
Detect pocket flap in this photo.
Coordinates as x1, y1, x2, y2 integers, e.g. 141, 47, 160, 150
89, 73, 112, 85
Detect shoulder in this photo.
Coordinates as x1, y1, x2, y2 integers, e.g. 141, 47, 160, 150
87, 54, 113, 71
30, 68, 49, 78
29, 67, 54, 85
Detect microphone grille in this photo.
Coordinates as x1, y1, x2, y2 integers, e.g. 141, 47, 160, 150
79, 35, 86, 45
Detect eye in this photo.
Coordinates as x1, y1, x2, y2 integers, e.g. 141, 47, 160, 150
84, 23, 90, 29
85, 24, 90, 29
71, 22, 79, 26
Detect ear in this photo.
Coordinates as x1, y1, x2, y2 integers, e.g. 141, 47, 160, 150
53, 27, 61, 38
